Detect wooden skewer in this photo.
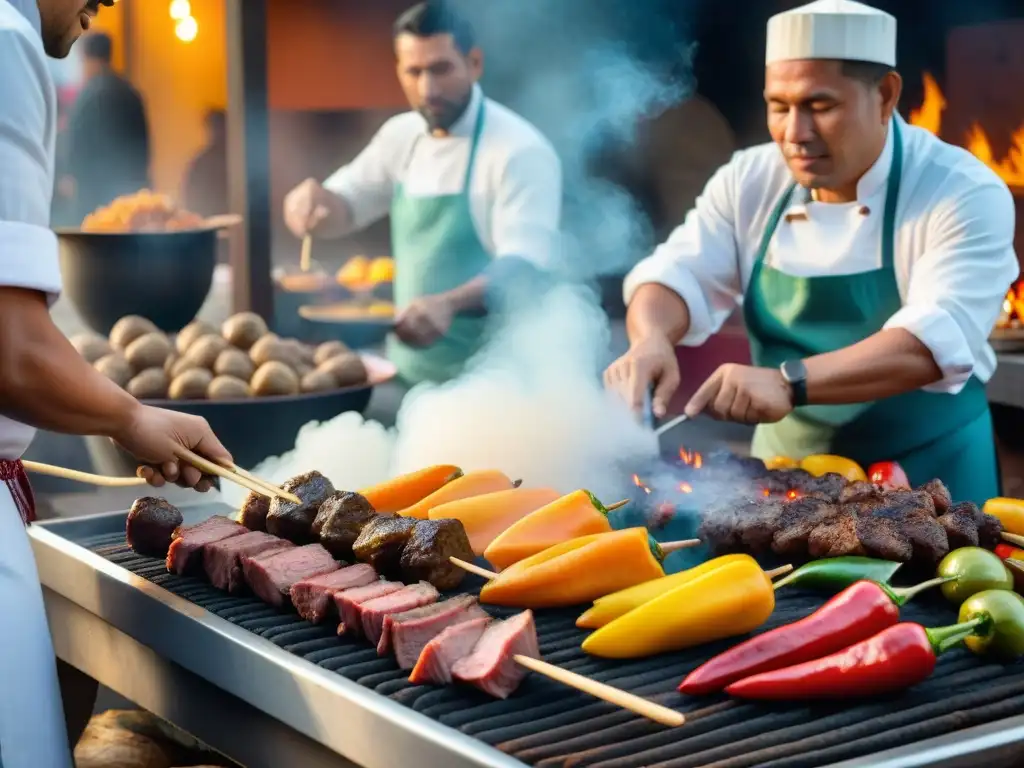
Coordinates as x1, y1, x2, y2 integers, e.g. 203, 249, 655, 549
606, 499, 629, 511
513, 654, 684, 727
659, 539, 702, 554
450, 557, 498, 580
1002, 532, 1024, 548
175, 447, 302, 504
22, 460, 147, 488
300, 235, 313, 273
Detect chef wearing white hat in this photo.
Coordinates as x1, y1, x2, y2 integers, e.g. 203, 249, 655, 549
605, 0, 1019, 504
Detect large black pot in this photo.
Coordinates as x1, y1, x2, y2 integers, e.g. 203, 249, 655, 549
56, 228, 217, 335
86, 353, 397, 474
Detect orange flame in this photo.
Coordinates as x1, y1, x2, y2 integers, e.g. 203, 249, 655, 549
632, 474, 652, 495
679, 448, 703, 468
787, 489, 800, 500
679, 482, 693, 494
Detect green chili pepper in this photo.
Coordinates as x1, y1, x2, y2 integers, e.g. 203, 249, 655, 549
772, 556, 903, 593
958, 589, 1024, 660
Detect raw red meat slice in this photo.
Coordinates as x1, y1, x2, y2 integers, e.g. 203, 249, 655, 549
241, 543, 339, 608
360, 583, 439, 646
290, 564, 378, 624
452, 611, 539, 699
378, 595, 489, 667
165, 515, 246, 576
334, 581, 405, 637
204, 531, 293, 592
409, 617, 491, 685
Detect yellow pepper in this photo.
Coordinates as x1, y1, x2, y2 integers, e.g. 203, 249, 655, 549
479, 528, 665, 609
799, 454, 866, 483
984, 498, 1024, 537
581, 557, 775, 659
764, 456, 798, 470
576, 554, 750, 629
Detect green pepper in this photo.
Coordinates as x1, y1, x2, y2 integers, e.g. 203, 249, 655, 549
958, 589, 1024, 660
772, 556, 903, 593
937, 547, 1013, 606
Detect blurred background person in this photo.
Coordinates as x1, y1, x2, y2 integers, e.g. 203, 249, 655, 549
182, 108, 228, 217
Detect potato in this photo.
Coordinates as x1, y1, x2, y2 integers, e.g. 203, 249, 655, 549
314, 340, 350, 366
214, 348, 256, 381
250, 361, 300, 397
164, 351, 179, 375
318, 352, 367, 387
169, 354, 201, 379
126, 368, 170, 400
175, 320, 216, 355
124, 332, 173, 373
282, 338, 316, 366
301, 369, 339, 393
222, 312, 268, 351
208, 375, 251, 400
109, 315, 158, 351
94, 353, 132, 388
169, 368, 213, 400
295, 362, 314, 380
70, 333, 113, 364
185, 334, 230, 369
249, 334, 298, 367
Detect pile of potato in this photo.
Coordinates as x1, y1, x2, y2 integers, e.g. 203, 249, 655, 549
72, 313, 368, 401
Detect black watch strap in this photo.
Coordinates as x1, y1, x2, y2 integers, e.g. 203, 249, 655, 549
780, 359, 808, 407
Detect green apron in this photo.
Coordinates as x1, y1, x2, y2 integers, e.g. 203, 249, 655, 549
387, 100, 492, 385
743, 120, 999, 505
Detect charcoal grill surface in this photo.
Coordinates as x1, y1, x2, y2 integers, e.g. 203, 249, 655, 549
31, 504, 1024, 768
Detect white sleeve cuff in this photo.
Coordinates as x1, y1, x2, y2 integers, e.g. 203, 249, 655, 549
883, 304, 975, 394
0, 221, 61, 304
622, 257, 715, 346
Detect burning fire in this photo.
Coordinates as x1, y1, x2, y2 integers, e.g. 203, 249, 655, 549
679, 448, 702, 468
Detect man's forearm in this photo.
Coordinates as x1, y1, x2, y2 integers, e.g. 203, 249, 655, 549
0, 288, 140, 438
312, 189, 357, 240
626, 283, 691, 346
804, 328, 943, 405
441, 276, 488, 315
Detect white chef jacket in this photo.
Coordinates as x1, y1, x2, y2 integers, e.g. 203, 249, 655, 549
624, 114, 1019, 395
0, 0, 61, 460
324, 84, 563, 269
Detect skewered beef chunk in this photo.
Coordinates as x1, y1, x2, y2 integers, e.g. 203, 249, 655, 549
839, 481, 885, 506
733, 499, 785, 555
352, 516, 418, 579
800, 473, 848, 501
265, 471, 336, 544
452, 610, 540, 699
166, 515, 246, 575
399, 519, 474, 590
761, 468, 816, 497
378, 595, 489, 668
410, 616, 491, 686
771, 497, 840, 556
855, 515, 913, 562
334, 581, 404, 637
290, 564, 378, 624
937, 504, 979, 550
313, 491, 378, 559
360, 582, 440, 645
242, 543, 339, 608
697, 500, 746, 554
977, 510, 1004, 551
872, 506, 948, 565
204, 531, 293, 592
808, 510, 867, 558
238, 490, 271, 532
919, 479, 952, 516
126, 497, 183, 557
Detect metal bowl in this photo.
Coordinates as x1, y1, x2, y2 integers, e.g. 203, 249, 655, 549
56, 228, 218, 335
298, 302, 395, 349
85, 353, 397, 474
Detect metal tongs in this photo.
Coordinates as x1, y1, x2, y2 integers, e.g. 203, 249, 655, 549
643, 385, 689, 437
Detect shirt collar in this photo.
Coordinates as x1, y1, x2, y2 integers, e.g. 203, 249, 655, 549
795, 115, 897, 205
5, 0, 41, 35
421, 83, 482, 138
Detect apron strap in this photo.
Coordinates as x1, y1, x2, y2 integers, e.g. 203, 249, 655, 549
0, 460, 36, 525
754, 184, 797, 268
461, 98, 487, 191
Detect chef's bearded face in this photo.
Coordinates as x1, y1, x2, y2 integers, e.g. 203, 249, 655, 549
765, 60, 902, 198
395, 32, 482, 133
38, 0, 108, 58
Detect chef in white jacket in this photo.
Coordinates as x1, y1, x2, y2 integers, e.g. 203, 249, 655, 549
605, 0, 1019, 504
0, 2, 232, 765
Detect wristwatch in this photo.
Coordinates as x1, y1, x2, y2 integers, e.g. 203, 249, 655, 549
779, 359, 808, 407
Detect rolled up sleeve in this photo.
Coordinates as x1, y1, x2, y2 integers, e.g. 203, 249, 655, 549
622, 162, 742, 346
322, 118, 398, 232
883, 180, 1019, 393
490, 142, 563, 269
0, 29, 60, 300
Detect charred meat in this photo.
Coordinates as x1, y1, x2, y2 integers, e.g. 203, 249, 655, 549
399, 519, 475, 591
808, 510, 867, 558
761, 468, 815, 497
772, 497, 841, 557
872, 506, 949, 566
126, 497, 183, 557
919, 479, 952, 516
314, 491, 378, 559
238, 490, 271, 532
265, 471, 336, 544
855, 515, 913, 562
352, 516, 418, 579
800, 473, 848, 502
839, 481, 886, 506
937, 503, 980, 549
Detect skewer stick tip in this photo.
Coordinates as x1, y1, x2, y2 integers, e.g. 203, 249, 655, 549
659, 538, 702, 554
1001, 531, 1024, 548
449, 556, 498, 580
606, 499, 630, 512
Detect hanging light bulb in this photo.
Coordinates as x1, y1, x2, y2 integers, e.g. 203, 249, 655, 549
175, 15, 198, 42
169, 0, 190, 20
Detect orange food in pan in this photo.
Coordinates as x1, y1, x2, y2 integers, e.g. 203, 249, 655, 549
358, 464, 463, 515
81, 189, 204, 233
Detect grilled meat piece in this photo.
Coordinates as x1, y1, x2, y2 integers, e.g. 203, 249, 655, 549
800, 473, 848, 502
410, 616, 491, 686
452, 610, 540, 700
839, 481, 886, 506
266, 471, 336, 544
378, 595, 489, 668
976, 510, 1004, 551
204, 531, 293, 592
872, 505, 949, 566
855, 515, 913, 562
734, 499, 786, 555
360, 582, 440, 646
772, 497, 840, 557
313, 491, 378, 559
126, 497, 183, 557
352, 516, 418, 579
761, 468, 815, 496
290, 564, 378, 624
334, 581, 405, 637
918, 479, 952, 516
238, 490, 270, 532
937, 504, 980, 550
241, 543, 339, 608
808, 510, 867, 558
399, 519, 475, 591
697, 500, 746, 555
166, 515, 246, 575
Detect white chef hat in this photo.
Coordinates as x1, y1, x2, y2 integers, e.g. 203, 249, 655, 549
766, 0, 896, 67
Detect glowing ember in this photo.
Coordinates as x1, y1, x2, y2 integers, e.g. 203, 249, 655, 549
679, 482, 693, 494
786, 489, 800, 500
633, 474, 652, 495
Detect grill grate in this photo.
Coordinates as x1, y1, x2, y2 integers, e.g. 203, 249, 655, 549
84, 532, 1024, 767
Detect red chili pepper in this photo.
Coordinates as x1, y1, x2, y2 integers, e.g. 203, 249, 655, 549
867, 461, 910, 490
679, 576, 949, 696
725, 619, 983, 700
996, 543, 1024, 561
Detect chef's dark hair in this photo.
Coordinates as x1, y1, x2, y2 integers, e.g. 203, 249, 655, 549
81, 32, 113, 63
394, 2, 476, 55
840, 60, 894, 86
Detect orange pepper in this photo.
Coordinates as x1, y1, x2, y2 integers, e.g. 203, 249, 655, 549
427, 487, 562, 555
984, 498, 1024, 537
484, 490, 617, 569
398, 469, 517, 519
479, 528, 665, 608
358, 465, 462, 514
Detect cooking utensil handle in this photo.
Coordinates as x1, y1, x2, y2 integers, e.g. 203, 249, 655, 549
642, 384, 656, 430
